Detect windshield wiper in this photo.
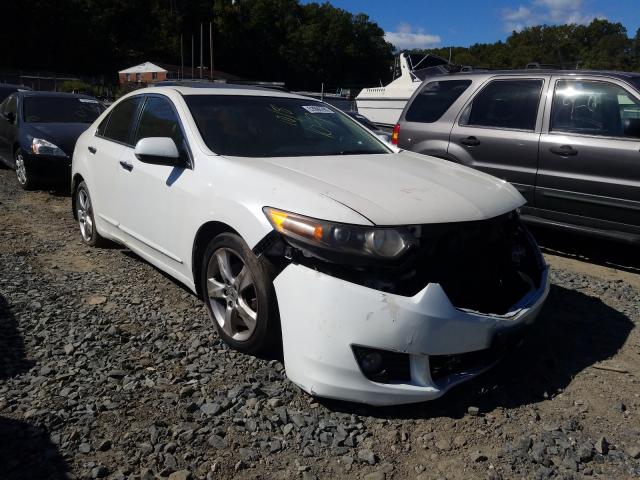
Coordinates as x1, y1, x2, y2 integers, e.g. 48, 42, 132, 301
337, 149, 378, 155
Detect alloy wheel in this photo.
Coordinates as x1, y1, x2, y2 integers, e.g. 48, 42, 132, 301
15, 153, 27, 185
206, 247, 259, 342
77, 188, 94, 242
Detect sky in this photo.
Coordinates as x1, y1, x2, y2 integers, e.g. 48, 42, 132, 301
302, 0, 640, 49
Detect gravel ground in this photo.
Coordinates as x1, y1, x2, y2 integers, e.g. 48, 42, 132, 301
1, 167, 639, 480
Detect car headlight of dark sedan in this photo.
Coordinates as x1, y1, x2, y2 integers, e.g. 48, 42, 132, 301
31, 138, 66, 156
263, 207, 415, 259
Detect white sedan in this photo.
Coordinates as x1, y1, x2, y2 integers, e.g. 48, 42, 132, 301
71, 85, 549, 405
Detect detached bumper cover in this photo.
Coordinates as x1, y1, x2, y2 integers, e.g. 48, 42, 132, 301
274, 263, 549, 406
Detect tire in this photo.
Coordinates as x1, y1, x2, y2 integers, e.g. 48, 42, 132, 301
75, 181, 105, 247
14, 148, 35, 190
200, 233, 280, 354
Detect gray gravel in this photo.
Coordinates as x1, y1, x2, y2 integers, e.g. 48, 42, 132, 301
0, 168, 639, 480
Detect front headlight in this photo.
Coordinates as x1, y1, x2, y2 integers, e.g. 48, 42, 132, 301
263, 207, 414, 259
31, 138, 66, 156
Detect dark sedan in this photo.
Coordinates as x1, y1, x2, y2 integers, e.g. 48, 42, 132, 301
0, 91, 104, 189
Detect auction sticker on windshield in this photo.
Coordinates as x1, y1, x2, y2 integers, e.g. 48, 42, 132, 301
302, 105, 334, 114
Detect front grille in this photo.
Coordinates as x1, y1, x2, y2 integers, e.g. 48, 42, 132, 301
409, 212, 543, 314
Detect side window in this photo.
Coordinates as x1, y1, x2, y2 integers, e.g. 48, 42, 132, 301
551, 80, 640, 138
134, 96, 189, 160
462, 79, 543, 131
5, 94, 18, 116
95, 112, 111, 136
405, 80, 471, 123
135, 97, 185, 145
102, 97, 142, 145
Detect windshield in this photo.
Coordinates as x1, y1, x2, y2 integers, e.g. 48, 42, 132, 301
23, 96, 103, 123
184, 95, 389, 157
631, 77, 640, 92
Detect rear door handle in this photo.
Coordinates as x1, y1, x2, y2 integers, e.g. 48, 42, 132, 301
550, 145, 578, 156
119, 161, 133, 171
88, 146, 97, 154
460, 136, 481, 147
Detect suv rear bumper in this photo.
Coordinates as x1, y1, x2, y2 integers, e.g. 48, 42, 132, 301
274, 263, 549, 406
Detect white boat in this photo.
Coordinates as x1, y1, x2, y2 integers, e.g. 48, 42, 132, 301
355, 53, 450, 127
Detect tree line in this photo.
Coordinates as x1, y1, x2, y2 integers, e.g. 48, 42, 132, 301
421, 19, 640, 72
1, 0, 638, 91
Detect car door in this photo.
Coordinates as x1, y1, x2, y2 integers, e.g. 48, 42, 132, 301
0, 94, 19, 164
536, 77, 640, 228
116, 94, 194, 281
89, 95, 143, 235
448, 76, 548, 204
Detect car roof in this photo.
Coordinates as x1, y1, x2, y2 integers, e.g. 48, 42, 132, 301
442, 69, 640, 82
0, 83, 32, 90
142, 85, 319, 102
19, 91, 97, 99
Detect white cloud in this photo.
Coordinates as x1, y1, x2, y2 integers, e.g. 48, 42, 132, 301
384, 23, 441, 50
502, 0, 605, 32
502, 6, 536, 32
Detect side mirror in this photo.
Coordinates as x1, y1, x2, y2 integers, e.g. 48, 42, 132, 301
3, 111, 15, 123
623, 118, 640, 139
134, 137, 184, 167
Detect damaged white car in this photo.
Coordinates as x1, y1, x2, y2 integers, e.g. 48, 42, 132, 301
71, 85, 549, 406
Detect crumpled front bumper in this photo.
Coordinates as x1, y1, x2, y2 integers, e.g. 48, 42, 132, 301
274, 263, 549, 406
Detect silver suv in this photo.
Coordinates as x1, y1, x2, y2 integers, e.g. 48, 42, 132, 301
395, 70, 640, 244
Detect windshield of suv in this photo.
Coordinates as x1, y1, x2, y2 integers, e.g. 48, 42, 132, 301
23, 96, 103, 123
631, 77, 640, 92
184, 95, 389, 157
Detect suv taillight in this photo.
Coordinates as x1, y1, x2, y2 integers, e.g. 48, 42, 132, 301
391, 124, 400, 145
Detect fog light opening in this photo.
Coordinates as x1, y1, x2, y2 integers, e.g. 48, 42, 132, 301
352, 346, 411, 384
360, 351, 384, 375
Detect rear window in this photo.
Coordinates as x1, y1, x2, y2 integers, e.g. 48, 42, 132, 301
405, 80, 471, 123
185, 95, 389, 157
23, 96, 103, 123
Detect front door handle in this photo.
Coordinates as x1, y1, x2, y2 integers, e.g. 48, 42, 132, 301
119, 160, 133, 171
88, 146, 97, 154
549, 145, 578, 156
460, 136, 481, 147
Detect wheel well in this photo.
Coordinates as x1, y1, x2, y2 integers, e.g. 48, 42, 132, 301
192, 221, 239, 298
71, 174, 84, 220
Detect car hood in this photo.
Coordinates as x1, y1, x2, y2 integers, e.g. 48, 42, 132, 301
24, 123, 91, 157
253, 151, 525, 225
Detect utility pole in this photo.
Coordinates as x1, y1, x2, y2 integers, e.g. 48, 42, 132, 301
191, 35, 194, 79
200, 23, 203, 79
209, 21, 214, 79
180, 35, 184, 80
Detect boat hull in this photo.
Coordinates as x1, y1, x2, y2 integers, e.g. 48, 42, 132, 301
355, 97, 413, 127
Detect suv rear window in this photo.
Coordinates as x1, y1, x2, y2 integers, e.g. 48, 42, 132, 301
405, 80, 471, 123
462, 79, 543, 131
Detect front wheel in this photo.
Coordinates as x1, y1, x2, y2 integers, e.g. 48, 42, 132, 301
75, 181, 105, 247
201, 233, 280, 354
15, 149, 35, 190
